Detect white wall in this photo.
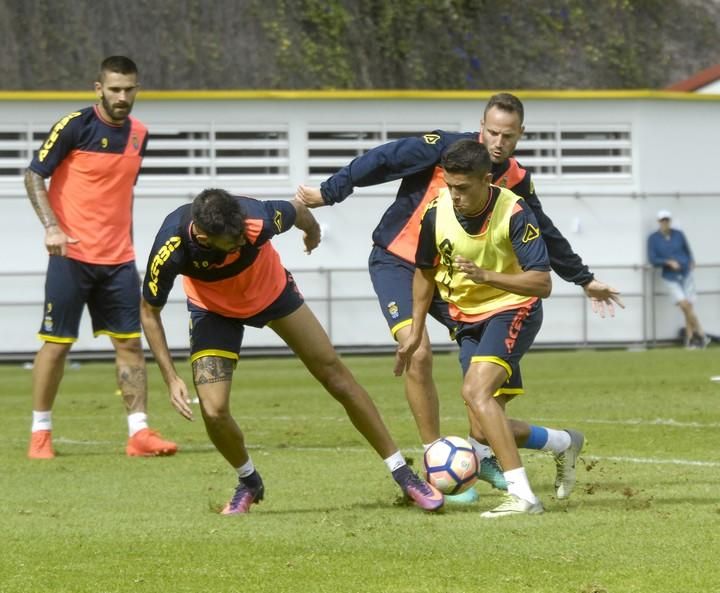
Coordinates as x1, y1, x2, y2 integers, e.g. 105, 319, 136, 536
1, 91, 718, 355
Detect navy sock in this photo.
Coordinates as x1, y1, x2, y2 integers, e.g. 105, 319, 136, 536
240, 470, 263, 489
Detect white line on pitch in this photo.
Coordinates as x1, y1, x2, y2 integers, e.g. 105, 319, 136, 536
584, 418, 720, 428
104, 414, 718, 429
46, 438, 720, 466
585, 455, 720, 467
30, 414, 720, 428
527, 417, 720, 429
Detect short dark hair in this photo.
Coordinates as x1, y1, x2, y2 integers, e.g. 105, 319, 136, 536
191, 189, 246, 238
98, 56, 138, 82
441, 139, 492, 178
484, 92, 524, 125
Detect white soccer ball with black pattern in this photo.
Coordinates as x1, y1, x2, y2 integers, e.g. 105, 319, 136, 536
424, 436, 479, 495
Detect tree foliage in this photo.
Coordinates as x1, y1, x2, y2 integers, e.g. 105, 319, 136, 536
1, 0, 718, 90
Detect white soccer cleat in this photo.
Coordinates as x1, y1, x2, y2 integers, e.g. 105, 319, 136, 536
554, 429, 585, 499
481, 494, 544, 518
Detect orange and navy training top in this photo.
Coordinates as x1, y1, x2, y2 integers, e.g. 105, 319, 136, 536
28, 105, 148, 265
319, 129, 592, 286
142, 196, 297, 318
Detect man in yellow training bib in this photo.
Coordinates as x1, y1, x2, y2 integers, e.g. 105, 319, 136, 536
396, 139, 583, 517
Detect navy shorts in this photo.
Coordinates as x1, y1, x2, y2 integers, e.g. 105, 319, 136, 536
188, 270, 304, 363
38, 256, 141, 343
456, 299, 543, 396
368, 245, 455, 338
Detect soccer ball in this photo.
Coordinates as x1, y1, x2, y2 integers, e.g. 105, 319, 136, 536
424, 436, 479, 495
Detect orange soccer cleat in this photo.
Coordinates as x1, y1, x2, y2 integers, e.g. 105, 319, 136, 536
28, 430, 55, 459
126, 428, 178, 457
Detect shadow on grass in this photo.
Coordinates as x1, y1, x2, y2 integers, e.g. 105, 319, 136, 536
205, 498, 454, 516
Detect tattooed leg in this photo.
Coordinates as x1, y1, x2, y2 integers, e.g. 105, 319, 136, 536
111, 337, 147, 414
192, 356, 249, 467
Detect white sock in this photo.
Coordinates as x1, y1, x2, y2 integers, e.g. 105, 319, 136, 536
236, 458, 255, 478
542, 429, 572, 454
127, 412, 148, 437
384, 451, 406, 472
32, 410, 52, 432
504, 467, 538, 504
467, 436, 493, 461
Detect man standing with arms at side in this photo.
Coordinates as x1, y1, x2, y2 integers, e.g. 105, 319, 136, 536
25, 56, 177, 459
297, 93, 613, 497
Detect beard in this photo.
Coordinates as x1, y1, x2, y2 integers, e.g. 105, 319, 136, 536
100, 92, 133, 123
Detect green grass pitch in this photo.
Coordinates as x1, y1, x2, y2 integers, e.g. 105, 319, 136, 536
1, 348, 719, 593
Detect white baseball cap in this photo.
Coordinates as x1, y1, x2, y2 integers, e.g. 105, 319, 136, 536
656, 209, 672, 221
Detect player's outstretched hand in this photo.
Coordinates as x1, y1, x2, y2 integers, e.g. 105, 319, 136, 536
303, 233, 320, 255
394, 336, 421, 377
168, 376, 193, 421
295, 185, 325, 208
583, 278, 625, 318
393, 346, 410, 377
303, 227, 321, 254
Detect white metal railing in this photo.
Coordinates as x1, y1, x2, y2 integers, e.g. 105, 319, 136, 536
1, 263, 718, 359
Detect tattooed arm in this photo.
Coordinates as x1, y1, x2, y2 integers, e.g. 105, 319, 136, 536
24, 169, 78, 256
140, 298, 193, 420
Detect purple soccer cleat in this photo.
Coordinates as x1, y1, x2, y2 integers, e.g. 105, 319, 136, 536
394, 466, 444, 512
221, 473, 265, 515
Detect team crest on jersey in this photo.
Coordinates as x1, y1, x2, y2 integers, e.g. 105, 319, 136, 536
101, 138, 109, 148
387, 301, 399, 319
438, 238, 454, 266
274, 210, 283, 233
43, 303, 54, 332
522, 223, 540, 243
423, 134, 440, 145
132, 134, 139, 150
